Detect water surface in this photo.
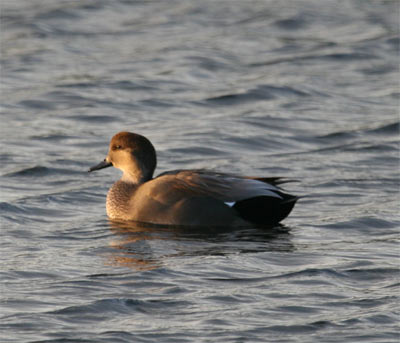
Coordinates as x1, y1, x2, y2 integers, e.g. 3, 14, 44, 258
1, 1, 399, 342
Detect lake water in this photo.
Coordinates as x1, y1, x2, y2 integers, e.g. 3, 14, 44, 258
1, 1, 399, 342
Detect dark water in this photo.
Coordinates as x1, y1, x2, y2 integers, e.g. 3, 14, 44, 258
1, 1, 399, 342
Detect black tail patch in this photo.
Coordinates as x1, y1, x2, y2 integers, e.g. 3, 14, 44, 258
233, 194, 298, 225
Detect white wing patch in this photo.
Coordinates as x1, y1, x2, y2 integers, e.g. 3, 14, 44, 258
224, 202, 236, 207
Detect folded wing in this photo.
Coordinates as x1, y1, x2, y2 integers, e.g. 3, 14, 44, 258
156, 170, 298, 224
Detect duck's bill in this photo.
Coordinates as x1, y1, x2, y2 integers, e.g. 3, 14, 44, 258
88, 160, 112, 172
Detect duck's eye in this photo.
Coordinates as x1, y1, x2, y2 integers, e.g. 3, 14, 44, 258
112, 145, 123, 151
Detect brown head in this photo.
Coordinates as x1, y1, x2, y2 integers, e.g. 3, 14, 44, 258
89, 131, 157, 184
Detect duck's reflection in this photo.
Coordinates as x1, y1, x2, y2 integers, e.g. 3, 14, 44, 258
106, 220, 295, 271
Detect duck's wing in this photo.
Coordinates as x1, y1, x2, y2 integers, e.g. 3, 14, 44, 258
154, 169, 298, 225
156, 169, 285, 202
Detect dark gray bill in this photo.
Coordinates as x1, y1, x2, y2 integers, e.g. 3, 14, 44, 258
88, 159, 112, 172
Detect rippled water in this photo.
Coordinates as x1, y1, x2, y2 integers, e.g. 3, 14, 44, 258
1, 1, 399, 342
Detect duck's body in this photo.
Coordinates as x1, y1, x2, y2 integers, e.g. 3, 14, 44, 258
89, 132, 298, 227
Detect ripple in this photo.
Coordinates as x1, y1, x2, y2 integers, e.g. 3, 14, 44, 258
51, 297, 191, 316
205, 85, 309, 105
367, 121, 399, 135
3, 165, 83, 178
274, 16, 308, 30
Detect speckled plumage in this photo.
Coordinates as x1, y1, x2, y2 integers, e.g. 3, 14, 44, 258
106, 180, 137, 220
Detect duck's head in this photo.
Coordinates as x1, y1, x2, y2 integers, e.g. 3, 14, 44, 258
89, 131, 157, 184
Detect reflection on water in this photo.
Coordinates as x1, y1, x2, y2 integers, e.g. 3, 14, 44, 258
106, 220, 295, 271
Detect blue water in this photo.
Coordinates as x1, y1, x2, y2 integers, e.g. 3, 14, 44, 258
1, 1, 399, 342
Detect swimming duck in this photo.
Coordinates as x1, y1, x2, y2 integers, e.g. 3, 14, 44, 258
89, 131, 298, 227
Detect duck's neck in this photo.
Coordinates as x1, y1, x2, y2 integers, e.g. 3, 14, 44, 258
121, 170, 152, 185
120, 159, 154, 185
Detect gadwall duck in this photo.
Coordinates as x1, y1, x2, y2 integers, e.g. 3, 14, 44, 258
89, 131, 298, 227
